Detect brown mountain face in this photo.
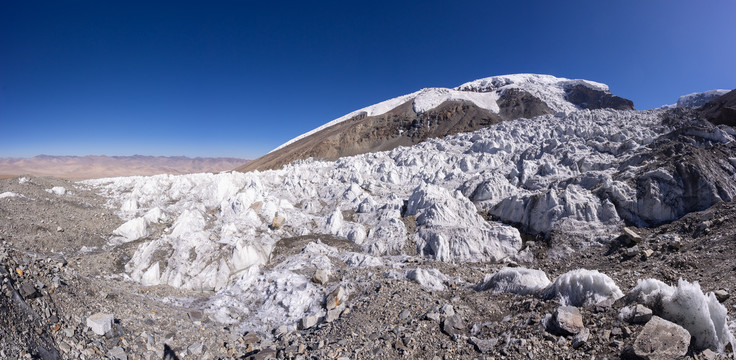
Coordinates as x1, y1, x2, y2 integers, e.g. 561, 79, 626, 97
699, 88, 736, 127
236, 89, 554, 172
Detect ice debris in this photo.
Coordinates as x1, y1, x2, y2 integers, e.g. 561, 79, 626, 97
627, 278, 736, 352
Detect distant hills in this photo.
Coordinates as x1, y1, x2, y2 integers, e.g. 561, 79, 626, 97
0, 155, 249, 179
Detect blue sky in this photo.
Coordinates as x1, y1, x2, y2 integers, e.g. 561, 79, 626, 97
1, 1, 734, 158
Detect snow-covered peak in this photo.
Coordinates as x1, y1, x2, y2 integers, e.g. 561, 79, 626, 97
270, 74, 615, 153
455, 73, 609, 93
676, 89, 730, 108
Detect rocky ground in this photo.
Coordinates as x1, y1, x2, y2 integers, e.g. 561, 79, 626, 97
1, 175, 735, 359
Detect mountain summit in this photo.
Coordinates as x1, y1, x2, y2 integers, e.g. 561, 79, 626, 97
236, 74, 634, 172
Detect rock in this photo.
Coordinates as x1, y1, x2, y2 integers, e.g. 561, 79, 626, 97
620, 304, 653, 324
56, 226, 64, 232
700, 348, 717, 359
399, 309, 410, 319
108, 346, 127, 360
325, 307, 342, 323
441, 304, 455, 317
271, 215, 285, 229
669, 237, 682, 250
714, 289, 729, 303
626, 245, 640, 257
273, 325, 289, 337
299, 315, 318, 330
548, 306, 584, 336
623, 227, 643, 244
469, 337, 497, 353
187, 343, 204, 355
19, 281, 39, 299
86, 312, 114, 336
187, 310, 203, 321
325, 286, 346, 310
632, 316, 690, 359
642, 249, 654, 259
312, 270, 329, 285
631, 304, 653, 324
425, 312, 441, 322
441, 315, 465, 337
572, 328, 590, 349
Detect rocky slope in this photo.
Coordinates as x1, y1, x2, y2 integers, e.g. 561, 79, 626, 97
0, 77, 735, 360
237, 74, 633, 172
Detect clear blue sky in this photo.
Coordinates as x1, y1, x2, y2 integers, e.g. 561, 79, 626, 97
1, 1, 734, 158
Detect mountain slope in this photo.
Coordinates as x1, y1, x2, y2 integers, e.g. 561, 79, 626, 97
236, 74, 633, 172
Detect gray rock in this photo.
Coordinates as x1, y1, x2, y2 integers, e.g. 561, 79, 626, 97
425, 312, 441, 322
632, 316, 690, 359
86, 312, 114, 336
312, 269, 329, 285
187, 343, 204, 355
299, 315, 318, 330
325, 286, 346, 310
441, 304, 455, 317
271, 215, 285, 229
325, 307, 342, 323
441, 315, 465, 337
469, 337, 497, 353
399, 309, 411, 319
572, 328, 590, 349
626, 245, 640, 257
108, 346, 127, 360
714, 289, 729, 303
623, 227, 643, 244
187, 310, 203, 321
273, 325, 289, 337
642, 249, 654, 259
548, 306, 584, 336
632, 304, 653, 324
19, 281, 39, 299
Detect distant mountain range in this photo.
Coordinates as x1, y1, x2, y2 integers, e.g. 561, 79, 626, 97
0, 155, 249, 179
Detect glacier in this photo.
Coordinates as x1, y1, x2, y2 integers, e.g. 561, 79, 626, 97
80, 74, 736, 337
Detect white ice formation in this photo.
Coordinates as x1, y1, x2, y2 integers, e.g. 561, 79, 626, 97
479, 267, 623, 306
476, 267, 551, 295
676, 89, 730, 108
628, 278, 736, 352
81, 74, 736, 336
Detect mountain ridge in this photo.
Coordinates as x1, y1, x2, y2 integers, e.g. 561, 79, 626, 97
236, 74, 634, 173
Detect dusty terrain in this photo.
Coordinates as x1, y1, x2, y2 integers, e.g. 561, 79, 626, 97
0, 155, 249, 180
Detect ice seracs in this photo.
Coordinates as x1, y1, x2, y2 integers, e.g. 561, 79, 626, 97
82, 74, 736, 341
627, 278, 736, 352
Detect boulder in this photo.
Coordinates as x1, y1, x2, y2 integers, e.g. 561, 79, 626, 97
312, 269, 329, 285
325, 286, 346, 310
299, 315, 318, 330
548, 306, 584, 336
87, 313, 114, 336
632, 316, 690, 359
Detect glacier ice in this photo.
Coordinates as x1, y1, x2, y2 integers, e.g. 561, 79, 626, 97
627, 278, 736, 352
542, 269, 623, 307
477, 267, 551, 295
81, 77, 736, 334
478, 267, 622, 307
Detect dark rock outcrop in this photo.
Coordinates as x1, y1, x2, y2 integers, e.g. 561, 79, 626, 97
564, 84, 635, 110
698, 88, 736, 127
